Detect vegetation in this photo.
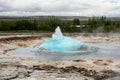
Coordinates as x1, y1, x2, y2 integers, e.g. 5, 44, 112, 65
83, 16, 120, 32
0, 16, 120, 33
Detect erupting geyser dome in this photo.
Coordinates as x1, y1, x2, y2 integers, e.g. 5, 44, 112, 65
38, 26, 84, 52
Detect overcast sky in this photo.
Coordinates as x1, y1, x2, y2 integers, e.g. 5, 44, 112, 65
0, 0, 120, 16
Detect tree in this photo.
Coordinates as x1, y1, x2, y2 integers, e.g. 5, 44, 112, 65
0, 21, 13, 31
73, 18, 80, 25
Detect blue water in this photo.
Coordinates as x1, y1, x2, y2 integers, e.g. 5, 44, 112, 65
39, 36, 84, 52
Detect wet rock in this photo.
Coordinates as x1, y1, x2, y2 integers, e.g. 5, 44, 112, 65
94, 74, 109, 80
93, 60, 113, 66
17, 67, 30, 78
101, 69, 117, 77
59, 66, 78, 73
116, 64, 120, 68
42, 65, 57, 71
0, 62, 33, 80
33, 65, 57, 71
0, 66, 18, 80
72, 60, 86, 62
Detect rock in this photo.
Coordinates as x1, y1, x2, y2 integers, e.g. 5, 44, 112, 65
72, 60, 86, 62
0, 66, 18, 80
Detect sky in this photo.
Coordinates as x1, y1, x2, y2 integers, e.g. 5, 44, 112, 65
0, 0, 120, 16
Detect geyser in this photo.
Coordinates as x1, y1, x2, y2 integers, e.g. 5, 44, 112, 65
38, 26, 84, 52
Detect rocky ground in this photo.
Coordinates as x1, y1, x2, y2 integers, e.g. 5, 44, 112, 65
0, 55, 120, 80
0, 33, 120, 80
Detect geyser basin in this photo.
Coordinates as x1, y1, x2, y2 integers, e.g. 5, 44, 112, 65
4, 33, 120, 61
34, 27, 97, 53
